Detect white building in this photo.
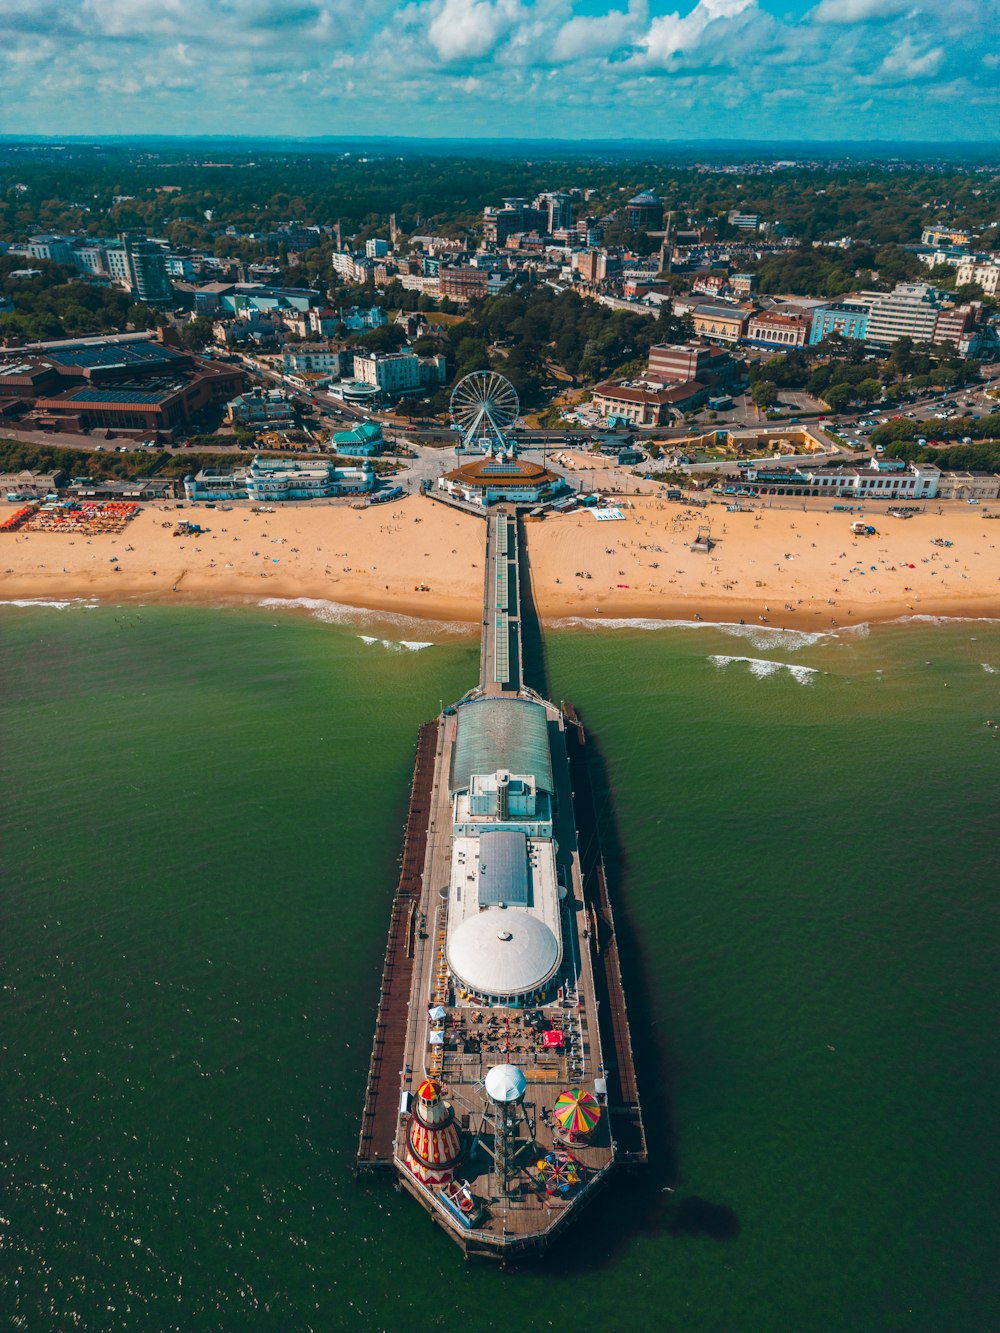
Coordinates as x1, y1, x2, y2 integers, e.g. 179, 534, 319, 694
353, 350, 421, 397
281, 344, 344, 377
955, 260, 1000, 295
862, 283, 946, 347
184, 455, 374, 502
730, 456, 940, 500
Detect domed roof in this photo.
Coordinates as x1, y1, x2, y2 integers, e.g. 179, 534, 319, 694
485, 1064, 527, 1104
448, 909, 561, 997
416, 1078, 440, 1103
444, 453, 559, 490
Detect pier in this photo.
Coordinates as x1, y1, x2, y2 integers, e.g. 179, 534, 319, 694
357, 505, 645, 1257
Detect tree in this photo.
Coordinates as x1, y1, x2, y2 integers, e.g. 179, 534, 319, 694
823, 383, 854, 411
751, 380, 778, 408
856, 378, 882, 404
179, 316, 215, 351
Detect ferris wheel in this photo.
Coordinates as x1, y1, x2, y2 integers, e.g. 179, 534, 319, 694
450, 371, 519, 449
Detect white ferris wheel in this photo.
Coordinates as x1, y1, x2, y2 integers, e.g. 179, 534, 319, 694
450, 371, 519, 451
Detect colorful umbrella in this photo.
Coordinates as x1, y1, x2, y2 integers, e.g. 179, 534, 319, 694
553, 1088, 601, 1137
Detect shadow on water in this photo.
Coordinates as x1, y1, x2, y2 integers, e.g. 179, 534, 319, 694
516, 530, 740, 1269
524, 725, 740, 1274
516, 523, 549, 700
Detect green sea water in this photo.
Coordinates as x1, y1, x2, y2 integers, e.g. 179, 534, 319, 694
2, 600, 998, 1332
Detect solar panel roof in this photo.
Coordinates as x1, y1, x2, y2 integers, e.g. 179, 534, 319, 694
63, 387, 173, 403
46, 343, 183, 370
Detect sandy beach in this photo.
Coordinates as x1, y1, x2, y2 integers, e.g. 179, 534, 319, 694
2, 494, 998, 629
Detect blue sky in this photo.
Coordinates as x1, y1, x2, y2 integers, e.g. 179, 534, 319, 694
0, 0, 996, 142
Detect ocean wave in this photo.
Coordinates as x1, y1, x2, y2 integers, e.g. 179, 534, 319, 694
256, 596, 473, 638
547, 614, 826, 651
357, 634, 433, 652
709, 654, 819, 684
0, 597, 100, 610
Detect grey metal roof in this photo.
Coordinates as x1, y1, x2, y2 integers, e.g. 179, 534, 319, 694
478, 830, 531, 908
451, 697, 553, 794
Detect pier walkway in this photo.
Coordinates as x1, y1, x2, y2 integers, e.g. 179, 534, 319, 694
479, 507, 522, 695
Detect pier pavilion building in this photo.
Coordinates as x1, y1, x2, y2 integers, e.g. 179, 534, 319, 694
446, 697, 564, 1007
439, 439, 567, 508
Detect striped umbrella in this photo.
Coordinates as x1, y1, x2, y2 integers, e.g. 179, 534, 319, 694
553, 1088, 601, 1137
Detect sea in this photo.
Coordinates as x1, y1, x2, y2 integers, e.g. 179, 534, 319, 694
2, 599, 998, 1332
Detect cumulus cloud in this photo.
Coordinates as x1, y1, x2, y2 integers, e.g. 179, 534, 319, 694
638, 0, 757, 68
427, 0, 514, 62
811, 0, 912, 23
0, 0, 994, 140
552, 0, 646, 62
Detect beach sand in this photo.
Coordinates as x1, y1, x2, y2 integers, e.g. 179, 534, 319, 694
2, 494, 998, 629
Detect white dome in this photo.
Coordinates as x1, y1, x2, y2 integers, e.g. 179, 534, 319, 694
485, 1064, 527, 1104
448, 909, 561, 998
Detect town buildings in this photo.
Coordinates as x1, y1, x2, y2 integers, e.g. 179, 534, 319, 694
809, 300, 871, 344
726, 456, 941, 499
647, 340, 741, 389
226, 387, 296, 430
746, 311, 810, 348
862, 283, 943, 348
331, 421, 384, 456
625, 191, 663, 231
689, 303, 750, 343
0, 337, 244, 438
955, 260, 1000, 295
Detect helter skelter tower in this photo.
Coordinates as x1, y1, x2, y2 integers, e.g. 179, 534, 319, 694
479, 1064, 535, 1190
404, 1078, 463, 1185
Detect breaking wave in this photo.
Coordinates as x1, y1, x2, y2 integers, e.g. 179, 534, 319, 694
255, 596, 473, 638
709, 654, 819, 684
0, 598, 100, 610
357, 634, 433, 652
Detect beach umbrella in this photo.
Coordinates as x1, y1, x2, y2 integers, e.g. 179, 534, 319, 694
553, 1088, 601, 1137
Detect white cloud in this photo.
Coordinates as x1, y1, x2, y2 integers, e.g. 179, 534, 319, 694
427, 0, 512, 62
876, 35, 943, 80
0, 0, 994, 140
639, 0, 756, 68
552, 0, 646, 61
811, 0, 912, 23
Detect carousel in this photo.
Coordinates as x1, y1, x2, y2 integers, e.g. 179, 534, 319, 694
404, 1077, 463, 1185
552, 1088, 602, 1145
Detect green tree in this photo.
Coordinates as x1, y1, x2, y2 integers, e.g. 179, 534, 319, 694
751, 380, 778, 408
179, 316, 215, 351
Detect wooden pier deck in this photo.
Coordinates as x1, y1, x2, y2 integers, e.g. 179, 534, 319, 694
356, 719, 440, 1170
356, 509, 646, 1256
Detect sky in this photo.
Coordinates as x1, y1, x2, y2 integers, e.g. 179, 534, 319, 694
0, 0, 997, 143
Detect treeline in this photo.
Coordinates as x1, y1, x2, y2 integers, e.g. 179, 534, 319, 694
871, 411, 1000, 448
754, 243, 927, 297
747, 339, 979, 409
2, 147, 998, 254
409, 285, 694, 407
0, 438, 239, 481
0, 257, 161, 343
